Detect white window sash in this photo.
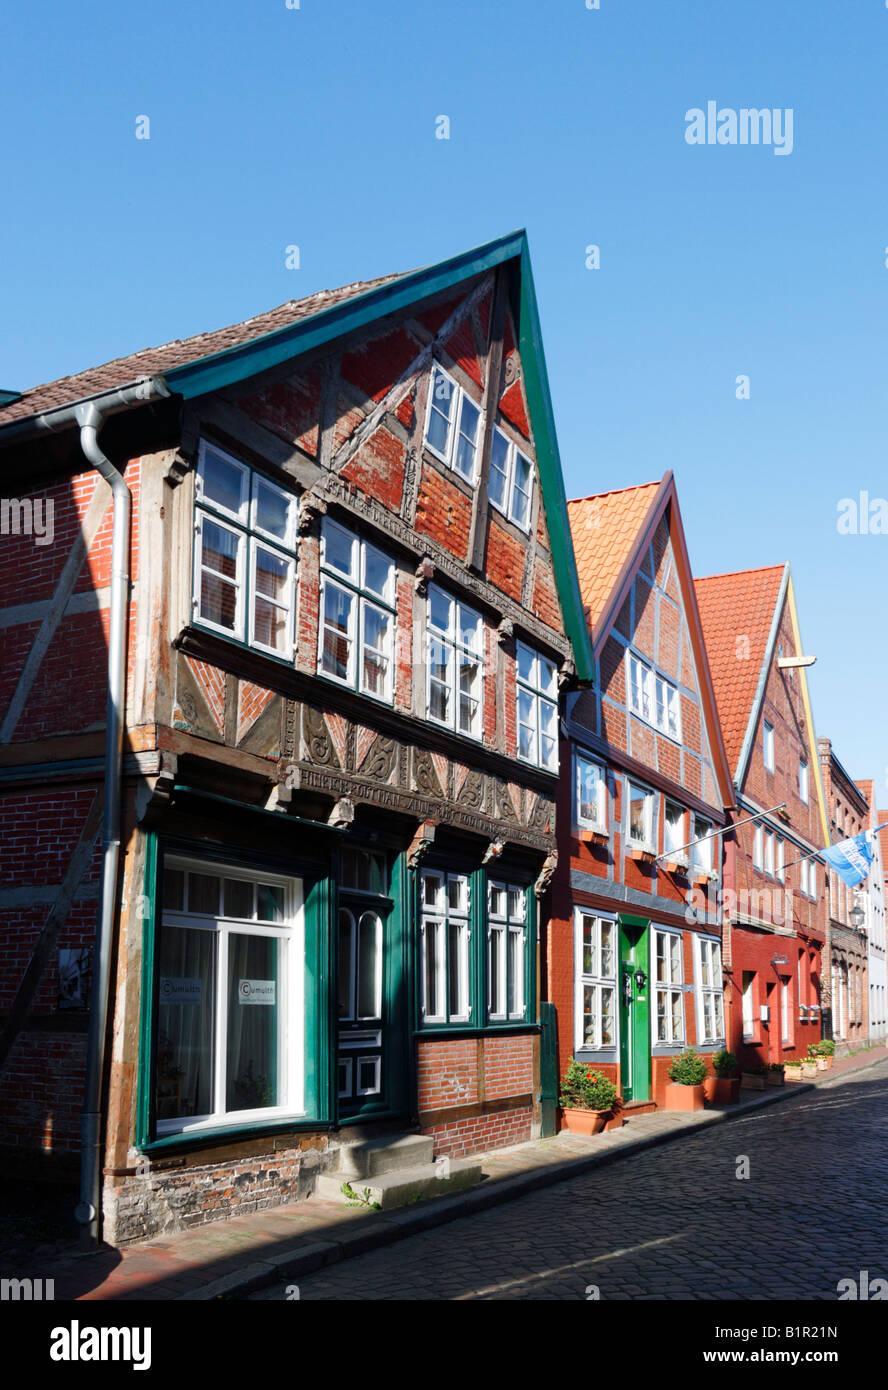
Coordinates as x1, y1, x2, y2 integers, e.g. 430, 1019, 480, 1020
194, 511, 246, 641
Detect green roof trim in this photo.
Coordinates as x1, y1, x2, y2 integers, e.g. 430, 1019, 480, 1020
0, 389, 22, 406
164, 230, 595, 684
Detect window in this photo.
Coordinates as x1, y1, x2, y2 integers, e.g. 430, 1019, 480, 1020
694, 936, 725, 1045
626, 781, 654, 850
764, 828, 775, 878
516, 642, 558, 771
420, 870, 470, 1024
424, 364, 482, 483
654, 929, 685, 1043
691, 817, 713, 875
753, 823, 763, 871
577, 753, 607, 830
781, 975, 792, 1045
488, 426, 534, 530
776, 837, 785, 882
488, 881, 528, 1022
763, 720, 774, 772
427, 586, 484, 739
194, 441, 297, 656
319, 518, 395, 701
664, 801, 686, 858
742, 971, 755, 1039
809, 861, 817, 901
574, 912, 617, 1050
627, 652, 680, 740
154, 857, 303, 1135
800, 857, 809, 897
799, 759, 809, 803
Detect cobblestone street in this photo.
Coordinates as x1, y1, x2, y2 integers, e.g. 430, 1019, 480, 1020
254, 1061, 888, 1301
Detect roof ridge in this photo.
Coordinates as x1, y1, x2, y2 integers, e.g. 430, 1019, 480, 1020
567, 479, 661, 506
695, 563, 786, 584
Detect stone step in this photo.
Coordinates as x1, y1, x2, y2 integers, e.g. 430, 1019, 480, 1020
316, 1158, 482, 1211
336, 1133, 434, 1179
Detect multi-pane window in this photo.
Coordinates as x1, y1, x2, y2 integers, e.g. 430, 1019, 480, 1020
488, 882, 527, 1023
626, 781, 654, 850
319, 519, 395, 701
776, 837, 785, 882
764, 828, 775, 877
627, 652, 680, 740
691, 816, 713, 875
800, 857, 809, 897
575, 912, 616, 1050
427, 586, 483, 738
488, 426, 534, 530
155, 857, 302, 1135
424, 364, 482, 484
194, 440, 297, 656
576, 753, 607, 830
516, 642, 558, 770
420, 870, 470, 1025
653, 928, 684, 1043
763, 720, 775, 771
799, 759, 809, 803
694, 936, 725, 1044
753, 824, 764, 871
664, 801, 686, 857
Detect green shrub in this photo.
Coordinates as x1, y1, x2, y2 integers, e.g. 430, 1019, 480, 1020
667, 1048, 707, 1086
559, 1060, 617, 1112
816, 1038, 836, 1056
712, 1049, 738, 1078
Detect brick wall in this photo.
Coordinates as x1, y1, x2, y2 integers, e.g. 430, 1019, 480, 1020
416, 1034, 536, 1158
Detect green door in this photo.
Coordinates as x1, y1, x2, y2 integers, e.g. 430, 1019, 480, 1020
618, 916, 651, 1102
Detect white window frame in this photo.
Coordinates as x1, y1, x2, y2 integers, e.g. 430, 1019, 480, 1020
318, 518, 396, 703
664, 801, 687, 862
488, 881, 528, 1023
653, 926, 685, 1044
626, 780, 655, 852
742, 971, 756, 1039
156, 856, 304, 1137
763, 719, 775, 772
426, 585, 484, 740
626, 650, 681, 741
574, 910, 617, 1051
488, 425, 534, 531
419, 870, 471, 1025
576, 752, 607, 831
423, 363, 483, 485
781, 975, 792, 1045
799, 759, 809, 804
691, 816, 713, 876
800, 857, 809, 897
516, 641, 558, 771
776, 837, 785, 882
193, 440, 297, 656
764, 828, 775, 878
693, 934, 725, 1046
753, 824, 764, 871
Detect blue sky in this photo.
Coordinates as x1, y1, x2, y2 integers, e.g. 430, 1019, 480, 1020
1, 0, 885, 809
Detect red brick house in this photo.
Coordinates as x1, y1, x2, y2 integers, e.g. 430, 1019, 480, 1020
695, 564, 830, 1067
546, 473, 734, 1115
0, 232, 593, 1244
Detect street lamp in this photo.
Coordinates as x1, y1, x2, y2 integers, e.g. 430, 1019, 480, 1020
849, 905, 865, 929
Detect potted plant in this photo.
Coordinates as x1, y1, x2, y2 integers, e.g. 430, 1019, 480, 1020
741, 1064, 768, 1091
784, 1058, 804, 1082
703, 1049, 739, 1104
559, 1060, 617, 1135
800, 1053, 818, 1079
664, 1048, 707, 1111
817, 1039, 836, 1069
809, 1043, 829, 1073
663, 852, 689, 875
767, 1062, 785, 1087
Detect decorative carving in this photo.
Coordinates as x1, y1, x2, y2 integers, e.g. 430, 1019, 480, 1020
415, 555, 436, 595
502, 353, 519, 388
558, 656, 577, 690
302, 705, 339, 767
529, 794, 556, 833
413, 746, 443, 797
482, 839, 505, 864
534, 851, 558, 898
362, 735, 398, 785
298, 484, 327, 535
497, 617, 514, 645
461, 769, 485, 811
328, 797, 355, 828
165, 452, 191, 487
496, 779, 518, 822
407, 820, 436, 869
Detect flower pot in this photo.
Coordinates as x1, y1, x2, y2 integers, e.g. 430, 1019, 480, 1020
801, 1061, 818, 1079
816, 1057, 829, 1072
703, 1076, 739, 1104
784, 1065, 804, 1083
664, 1082, 704, 1112
766, 1069, 784, 1087
740, 1073, 767, 1091
561, 1107, 610, 1136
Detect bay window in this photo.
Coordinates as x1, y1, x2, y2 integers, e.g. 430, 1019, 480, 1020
694, 935, 725, 1045
488, 881, 528, 1023
424, 364, 482, 484
319, 518, 395, 701
653, 927, 685, 1044
488, 426, 534, 530
194, 440, 297, 656
427, 585, 484, 738
574, 911, 617, 1050
516, 642, 558, 771
154, 857, 303, 1135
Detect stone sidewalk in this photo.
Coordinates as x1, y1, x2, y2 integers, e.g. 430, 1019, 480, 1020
24, 1043, 888, 1302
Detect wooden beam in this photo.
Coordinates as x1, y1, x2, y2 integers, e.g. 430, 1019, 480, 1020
468, 266, 508, 573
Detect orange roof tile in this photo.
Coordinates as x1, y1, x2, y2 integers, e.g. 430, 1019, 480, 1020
567, 482, 661, 632
693, 565, 786, 777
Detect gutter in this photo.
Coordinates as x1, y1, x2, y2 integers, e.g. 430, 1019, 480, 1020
0, 378, 170, 1246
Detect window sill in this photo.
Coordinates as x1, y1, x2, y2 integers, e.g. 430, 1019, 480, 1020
139, 1114, 329, 1153
628, 845, 656, 861
662, 855, 689, 874
579, 826, 608, 844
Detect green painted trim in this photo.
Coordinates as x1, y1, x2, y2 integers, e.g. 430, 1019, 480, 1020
515, 241, 595, 685
303, 870, 331, 1125
618, 917, 651, 1103
139, 1117, 333, 1155
0, 389, 22, 406
135, 830, 159, 1149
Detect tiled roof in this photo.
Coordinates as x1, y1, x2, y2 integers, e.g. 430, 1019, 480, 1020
855, 779, 874, 812
693, 565, 785, 778
567, 481, 661, 633
0, 273, 404, 424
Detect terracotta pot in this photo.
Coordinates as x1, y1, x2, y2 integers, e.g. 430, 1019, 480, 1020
703, 1076, 739, 1104
740, 1073, 767, 1090
561, 1107, 610, 1136
664, 1082, 704, 1111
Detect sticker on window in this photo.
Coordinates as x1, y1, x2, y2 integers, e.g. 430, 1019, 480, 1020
159, 977, 202, 1005
238, 979, 276, 1005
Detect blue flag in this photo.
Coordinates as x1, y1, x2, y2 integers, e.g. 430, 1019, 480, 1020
821, 827, 887, 887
